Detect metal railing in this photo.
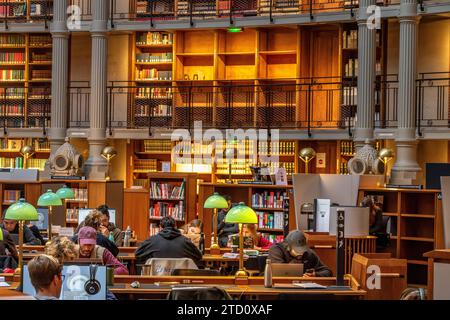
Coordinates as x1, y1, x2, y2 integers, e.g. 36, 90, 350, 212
0, 86, 51, 133
111, 0, 398, 24
69, 81, 90, 128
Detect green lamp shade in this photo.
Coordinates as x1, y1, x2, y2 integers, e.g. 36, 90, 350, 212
224, 202, 258, 224
56, 185, 75, 200
204, 192, 228, 209
38, 189, 63, 207
5, 199, 39, 221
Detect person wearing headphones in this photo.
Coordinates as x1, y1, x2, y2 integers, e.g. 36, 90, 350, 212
27, 254, 64, 300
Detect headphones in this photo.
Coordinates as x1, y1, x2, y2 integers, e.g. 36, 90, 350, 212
84, 264, 101, 295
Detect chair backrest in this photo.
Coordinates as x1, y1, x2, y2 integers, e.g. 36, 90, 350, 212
141, 258, 198, 276
167, 286, 232, 300
171, 269, 220, 276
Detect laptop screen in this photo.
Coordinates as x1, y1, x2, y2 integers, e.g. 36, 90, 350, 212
23, 263, 107, 300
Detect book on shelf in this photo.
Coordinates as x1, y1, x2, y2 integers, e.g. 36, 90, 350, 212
136, 69, 172, 81
149, 223, 159, 236
136, 52, 173, 63
252, 191, 287, 209
258, 141, 295, 155
149, 201, 185, 221
143, 140, 172, 153
257, 211, 284, 230
135, 104, 172, 117
0, 70, 24, 81
340, 141, 355, 156
343, 30, 358, 49
29, 35, 52, 46
3, 190, 21, 203
0, 35, 26, 46
133, 179, 148, 187
150, 181, 185, 199
31, 69, 51, 80
27, 158, 46, 170
72, 188, 88, 201
261, 233, 284, 244
0, 88, 25, 98
134, 159, 157, 172
137, 87, 173, 99
0, 52, 25, 64
344, 58, 359, 78
33, 139, 50, 151
342, 86, 357, 106
66, 209, 79, 222
31, 52, 52, 63
0, 4, 26, 17
136, 32, 173, 45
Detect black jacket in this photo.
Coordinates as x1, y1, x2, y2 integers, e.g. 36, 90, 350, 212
217, 210, 238, 248
72, 233, 119, 257
0, 223, 40, 246
268, 242, 333, 277
135, 227, 202, 265
28, 225, 45, 245
0, 228, 18, 259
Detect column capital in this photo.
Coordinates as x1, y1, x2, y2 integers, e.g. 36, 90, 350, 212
51, 32, 70, 39
356, 0, 377, 22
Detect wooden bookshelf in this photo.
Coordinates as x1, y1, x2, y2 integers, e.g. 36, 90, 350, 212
0, 181, 41, 218
0, 33, 51, 129
198, 183, 296, 248
358, 188, 444, 287
41, 180, 124, 229
0, 0, 53, 21
0, 138, 49, 170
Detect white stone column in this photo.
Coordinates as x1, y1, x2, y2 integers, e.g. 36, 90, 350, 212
354, 0, 377, 150
84, 0, 109, 179
390, 0, 421, 185
49, 0, 69, 155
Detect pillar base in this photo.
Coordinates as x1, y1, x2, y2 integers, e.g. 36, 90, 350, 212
390, 139, 421, 186
84, 138, 107, 180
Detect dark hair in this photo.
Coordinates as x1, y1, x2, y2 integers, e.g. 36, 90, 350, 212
97, 204, 110, 218
190, 219, 203, 229
160, 216, 176, 229
28, 255, 62, 292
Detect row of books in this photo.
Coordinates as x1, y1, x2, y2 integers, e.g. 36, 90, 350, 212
0, 5, 26, 18
31, 52, 52, 62
136, 69, 172, 81
136, 53, 173, 63
252, 191, 287, 209
0, 139, 22, 150
1, 118, 24, 127
0, 88, 25, 97
31, 69, 51, 79
150, 181, 185, 199
29, 35, 52, 46
342, 87, 357, 106
33, 139, 50, 151
30, 4, 49, 17
344, 58, 359, 78
149, 223, 160, 237
0, 70, 25, 81
258, 141, 295, 155
136, 32, 173, 45
340, 141, 355, 156
72, 188, 88, 201
136, 87, 173, 99
175, 141, 213, 155
0, 157, 24, 169
0, 105, 24, 115
257, 211, 284, 230
144, 139, 172, 152
339, 162, 350, 175
28, 117, 50, 128
258, 161, 295, 175
149, 201, 185, 221
0, 52, 25, 64
343, 30, 358, 49
135, 104, 173, 117
3, 190, 21, 203
66, 209, 80, 222
261, 233, 284, 244
27, 158, 46, 170
134, 159, 157, 172
0, 35, 25, 46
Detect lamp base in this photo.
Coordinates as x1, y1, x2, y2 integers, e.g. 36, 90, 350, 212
235, 269, 248, 278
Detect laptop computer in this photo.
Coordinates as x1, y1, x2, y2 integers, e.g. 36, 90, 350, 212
272, 263, 304, 277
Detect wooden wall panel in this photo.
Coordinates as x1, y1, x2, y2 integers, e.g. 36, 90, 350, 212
123, 188, 149, 241
298, 141, 337, 174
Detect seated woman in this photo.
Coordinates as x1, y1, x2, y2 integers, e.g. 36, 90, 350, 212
180, 219, 204, 251
242, 224, 273, 250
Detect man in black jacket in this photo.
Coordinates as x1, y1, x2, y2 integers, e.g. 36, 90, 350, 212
0, 227, 18, 270
268, 230, 332, 277
217, 197, 238, 247
135, 216, 202, 265
1, 219, 41, 245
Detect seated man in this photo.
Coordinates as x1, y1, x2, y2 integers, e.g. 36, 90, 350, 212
135, 216, 202, 265
28, 254, 64, 300
1, 219, 40, 245
0, 227, 18, 271
268, 230, 332, 277
72, 210, 119, 257
74, 226, 128, 275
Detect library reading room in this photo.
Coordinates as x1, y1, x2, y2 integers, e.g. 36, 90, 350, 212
0, 0, 450, 308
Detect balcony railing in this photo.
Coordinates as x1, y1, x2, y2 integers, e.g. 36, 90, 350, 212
0, 86, 51, 132
66, 73, 450, 135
